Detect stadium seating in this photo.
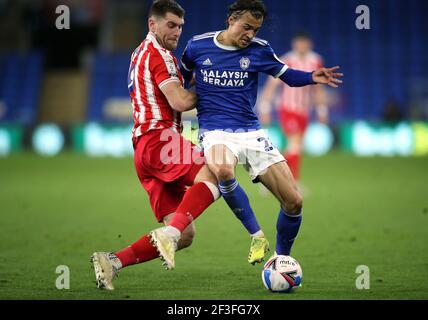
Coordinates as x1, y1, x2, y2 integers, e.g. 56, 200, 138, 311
81, 0, 428, 124
0, 52, 44, 124
171, 0, 428, 123
87, 51, 132, 122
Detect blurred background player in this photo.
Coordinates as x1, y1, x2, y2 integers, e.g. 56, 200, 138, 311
90, 0, 220, 290
258, 32, 329, 183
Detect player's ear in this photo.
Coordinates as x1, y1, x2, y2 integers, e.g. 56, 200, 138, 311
148, 16, 156, 31
227, 15, 236, 27
148, 16, 160, 32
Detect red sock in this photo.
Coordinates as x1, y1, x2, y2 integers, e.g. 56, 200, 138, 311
285, 152, 301, 181
115, 234, 158, 268
169, 182, 215, 232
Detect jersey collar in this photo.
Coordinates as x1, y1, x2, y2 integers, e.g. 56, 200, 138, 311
147, 32, 164, 51
213, 31, 240, 51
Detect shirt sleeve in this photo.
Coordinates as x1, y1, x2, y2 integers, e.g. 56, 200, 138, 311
279, 68, 316, 87
180, 39, 195, 72
259, 43, 289, 78
180, 39, 195, 84
151, 50, 181, 89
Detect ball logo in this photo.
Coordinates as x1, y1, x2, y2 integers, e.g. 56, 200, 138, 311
240, 57, 250, 70
280, 259, 294, 266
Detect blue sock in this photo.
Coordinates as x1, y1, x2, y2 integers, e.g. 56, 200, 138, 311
219, 178, 261, 235
276, 207, 302, 255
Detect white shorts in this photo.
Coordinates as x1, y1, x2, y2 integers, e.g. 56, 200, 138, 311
200, 129, 285, 181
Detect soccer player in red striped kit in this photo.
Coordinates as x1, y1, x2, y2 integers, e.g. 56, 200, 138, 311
258, 32, 329, 182
90, 0, 220, 290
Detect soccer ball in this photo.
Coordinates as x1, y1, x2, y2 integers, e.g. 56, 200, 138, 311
261, 255, 303, 293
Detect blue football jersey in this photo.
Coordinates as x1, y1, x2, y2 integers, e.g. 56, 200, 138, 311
181, 31, 288, 131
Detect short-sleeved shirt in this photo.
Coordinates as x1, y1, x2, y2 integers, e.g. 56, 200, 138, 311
128, 32, 184, 142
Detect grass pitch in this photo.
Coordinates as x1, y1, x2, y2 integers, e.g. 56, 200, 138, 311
0, 152, 427, 299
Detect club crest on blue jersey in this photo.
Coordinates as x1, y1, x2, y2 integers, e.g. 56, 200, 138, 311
240, 57, 250, 70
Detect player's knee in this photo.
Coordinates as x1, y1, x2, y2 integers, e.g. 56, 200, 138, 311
284, 193, 303, 215
197, 166, 218, 186
212, 165, 235, 181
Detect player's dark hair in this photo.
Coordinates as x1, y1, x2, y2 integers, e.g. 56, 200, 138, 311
293, 31, 311, 41
149, 0, 185, 19
226, 0, 267, 25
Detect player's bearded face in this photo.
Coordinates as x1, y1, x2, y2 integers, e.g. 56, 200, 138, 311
151, 13, 184, 51
228, 12, 263, 48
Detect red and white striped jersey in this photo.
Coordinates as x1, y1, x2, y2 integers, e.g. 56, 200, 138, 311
279, 51, 323, 115
128, 32, 183, 141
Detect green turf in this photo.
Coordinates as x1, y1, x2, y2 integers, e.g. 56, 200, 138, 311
0, 151, 427, 299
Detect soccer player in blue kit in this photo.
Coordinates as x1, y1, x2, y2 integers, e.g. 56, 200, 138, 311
180, 0, 343, 264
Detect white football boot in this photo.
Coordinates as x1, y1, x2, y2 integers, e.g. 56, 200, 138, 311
90, 252, 121, 290
149, 227, 179, 270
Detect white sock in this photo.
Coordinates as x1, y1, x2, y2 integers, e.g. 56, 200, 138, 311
164, 225, 181, 239
251, 230, 265, 238
108, 253, 123, 269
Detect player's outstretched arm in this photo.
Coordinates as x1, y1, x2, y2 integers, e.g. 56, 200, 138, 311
160, 81, 197, 112
312, 66, 344, 88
